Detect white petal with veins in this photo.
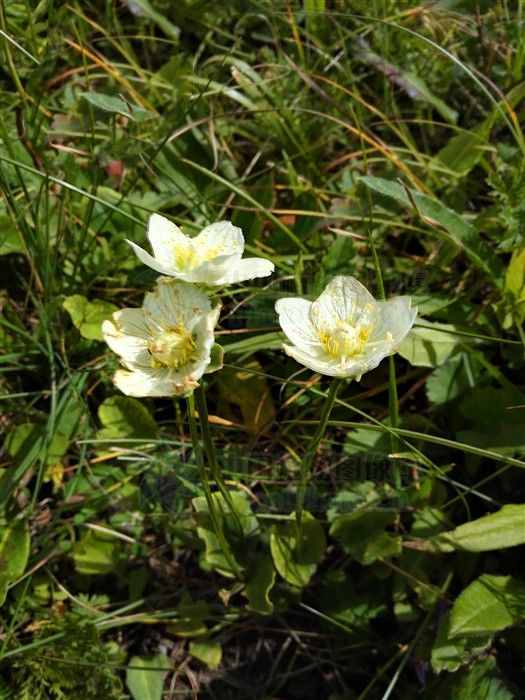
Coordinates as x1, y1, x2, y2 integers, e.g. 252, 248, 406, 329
103, 279, 220, 398
127, 214, 273, 286
276, 276, 417, 381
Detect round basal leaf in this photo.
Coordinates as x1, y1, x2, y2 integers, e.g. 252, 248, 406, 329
431, 611, 492, 673
0, 214, 24, 255
329, 509, 401, 565
428, 657, 514, 700
72, 528, 120, 576
449, 575, 525, 637
270, 512, 326, 588
189, 639, 222, 670
168, 593, 209, 638
244, 553, 276, 614
429, 504, 525, 553
63, 294, 118, 341
397, 323, 458, 367
126, 653, 170, 700
0, 520, 30, 606
97, 396, 158, 442
192, 491, 258, 577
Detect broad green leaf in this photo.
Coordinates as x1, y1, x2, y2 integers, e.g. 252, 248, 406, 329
327, 482, 393, 522
329, 509, 401, 565
360, 176, 502, 285
0, 214, 24, 255
80, 92, 154, 121
426, 354, 471, 405
63, 294, 118, 341
304, 0, 326, 37
411, 507, 449, 538
0, 520, 30, 605
126, 0, 180, 41
402, 71, 458, 124
126, 653, 170, 700
5, 401, 82, 466
0, 376, 87, 507
397, 323, 458, 367
244, 554, 275, 614
457, 427, 525, 455
217, 361, 275, 433
449, 575, 525, 637
343, 425, 390, 457
411, 294, 455, 316
504, 247, 525, 323
73, 527, 119, 576
458, 387, 525, 455
270, 512, 326, 588
6, 423, 54, 465
193, 491, 259, 540
319, 570, 387, 629
304, 0, 325, 11
434, 122, 491, 177
97, 396, 158, 444
169, 593, 209, 638
189, 639, 222, 670
193, 491, 258, 577
428, 657, 514, 700
426, 504, 525, 553
431, 611, 492, 673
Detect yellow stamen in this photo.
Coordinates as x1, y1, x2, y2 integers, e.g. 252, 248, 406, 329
172, 243, 224, 271
172, 245, 199, 271
148, 325, 196, 369
319, 320, 372, 360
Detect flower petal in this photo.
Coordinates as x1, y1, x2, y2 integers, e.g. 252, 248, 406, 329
102, 312, 149, 367
109, 308, 149, 338
194, 221, 244, 257
372, 296, 417, 348
182, 255, 238, 284
310, 276, 377, 330
143, 278, 212, 332
113, 367, 198, 397
147, 213, 191, 268
275, 298, 321, 351
213, 257, 275, 285
188, 304, 221, 377
126, 240, 176, 276
282, 344, 352, 378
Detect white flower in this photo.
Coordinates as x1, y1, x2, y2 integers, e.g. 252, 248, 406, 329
102, 279, 221, 397
275, 276, 417, 380
127, 214, 274, 286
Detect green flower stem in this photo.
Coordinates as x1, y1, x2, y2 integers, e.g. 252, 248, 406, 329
388, 355, 401, 490
194, 385, 244, 538
369, 235, 401, 488
296, 377, 342, 538
184, 394, 242, 579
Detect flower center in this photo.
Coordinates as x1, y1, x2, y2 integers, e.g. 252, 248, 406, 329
319, 320, 372, 360
172, 243, 224, 271
148, 325, 196, 369
173, 245, 199, 272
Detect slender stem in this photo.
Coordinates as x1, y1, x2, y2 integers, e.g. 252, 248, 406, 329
388, 356, 401, 489
296, 378, 342, 537
184, 395, 242, 578
194, 384, 242, 532
369, 231, 401, 488
185, 394, 204, 471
